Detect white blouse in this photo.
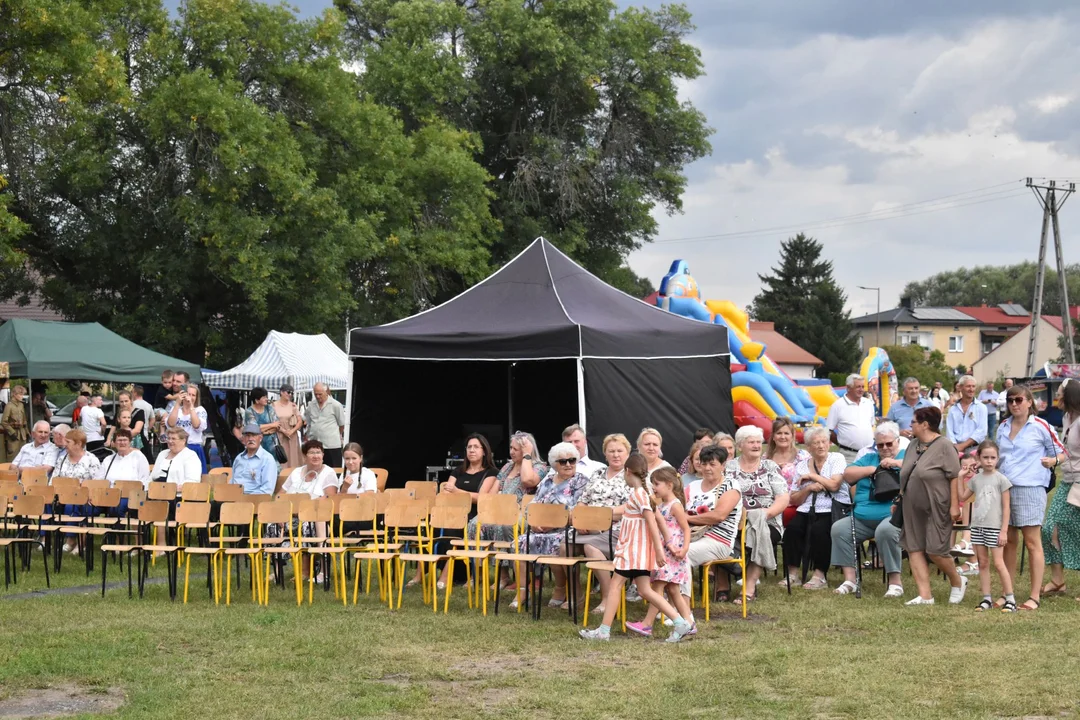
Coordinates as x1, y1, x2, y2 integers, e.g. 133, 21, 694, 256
150, 448, 203, 491
282, 465, 339, 499
101, 450, 151, 488
341, 467, 378, 494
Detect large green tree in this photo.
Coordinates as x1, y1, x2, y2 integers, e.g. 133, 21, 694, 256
335, 0, 711, 297
750, 233, 861, 375
901, 261, 1080, 312
1, 0, 496, 364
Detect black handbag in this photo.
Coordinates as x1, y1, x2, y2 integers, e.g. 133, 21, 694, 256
871, 466, 901, 502
270, 435, 288, 464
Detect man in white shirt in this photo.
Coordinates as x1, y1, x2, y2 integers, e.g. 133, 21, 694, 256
559, 423, 606, 477
10, 421, 57, 476
996, 377, 1014, 417
826, 374, 875, 461
977, 379, 1000, 438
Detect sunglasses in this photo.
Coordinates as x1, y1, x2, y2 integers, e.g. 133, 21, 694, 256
875, 441, 896, 449
1007, 397, 1026, 405
555, 458, 577, 466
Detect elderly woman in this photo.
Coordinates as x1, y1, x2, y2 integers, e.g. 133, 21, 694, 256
782, 426, 846, 590
150, 428, 203, 492
680, 444, 743, 600
101, 429, 151, 488
1044, 380, 1080, 599
831, 421, 906, 598
637, 427, 671, 488
900, 406, 966, 605
53, 428, 104, 554
713, 426, 789, 603
996, 385, 1064, 611
279, 439, 340, 581
516, 441, 589, 608
765, 417, 811, 527
576, 433, 632, 611
1, 384, 28, 460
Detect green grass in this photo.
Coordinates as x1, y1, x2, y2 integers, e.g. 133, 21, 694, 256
3, 553, 1080, 720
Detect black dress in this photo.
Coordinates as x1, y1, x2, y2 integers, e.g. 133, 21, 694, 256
449, 466, 498, 519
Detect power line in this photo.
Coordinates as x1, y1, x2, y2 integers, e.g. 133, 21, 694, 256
653, 185, 1029, 245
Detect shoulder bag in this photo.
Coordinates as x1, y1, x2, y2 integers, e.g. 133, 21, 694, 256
871, 465, 902, 502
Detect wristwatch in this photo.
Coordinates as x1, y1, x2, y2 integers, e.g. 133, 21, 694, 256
522, 454, 533, 461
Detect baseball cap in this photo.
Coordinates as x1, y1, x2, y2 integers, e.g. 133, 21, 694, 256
241, 423, 262, 435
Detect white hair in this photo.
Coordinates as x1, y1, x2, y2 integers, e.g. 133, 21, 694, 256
804, 426, 831, 445
52, 423, 71, 436
734, 425, 764, 446
547, 441, 580, 466
32, 420, 50, 432
846, 373, 863, 388
875, 422, 900, 440
958, 374, 975, 385
902, 376, 920, 389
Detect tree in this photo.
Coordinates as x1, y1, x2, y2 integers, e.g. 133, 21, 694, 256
1, 0, 497, 365
335, 0, 704, 297
881, 343, 955, 389
901, 261, 1080, 311
750, 233, 861, 375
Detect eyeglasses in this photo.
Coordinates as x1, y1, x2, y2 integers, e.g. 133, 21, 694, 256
555, 458, 577, 466
1007, 397, 1025, 405
875, 441, 896, 449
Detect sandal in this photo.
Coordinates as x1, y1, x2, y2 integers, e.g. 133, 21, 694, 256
833, 580, 858, 595
1042, 580, 1067, 596
976, 599, 993, 612
1001, 600, 1017, 613
1019, 597, 1040, 611
993, 596, 1007, 609
733, 593, 756, 605
714, 590, 730, 604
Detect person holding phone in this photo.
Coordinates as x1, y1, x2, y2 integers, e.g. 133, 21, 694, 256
166, 383, 209, 473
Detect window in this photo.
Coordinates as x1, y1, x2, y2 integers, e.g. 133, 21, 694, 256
900, 332, 933, 348
949, 335, 964, 352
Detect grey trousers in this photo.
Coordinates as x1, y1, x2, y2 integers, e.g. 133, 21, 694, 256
829, 515, 902, 574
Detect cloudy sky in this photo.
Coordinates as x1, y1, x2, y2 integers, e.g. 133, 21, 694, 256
285, 0, 1080, 317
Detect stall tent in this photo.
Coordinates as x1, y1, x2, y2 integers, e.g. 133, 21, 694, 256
205, 331, 348, 392
348, 238, 732, 484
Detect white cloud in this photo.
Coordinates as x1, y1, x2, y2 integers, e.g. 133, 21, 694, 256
630, 13, 1080, 318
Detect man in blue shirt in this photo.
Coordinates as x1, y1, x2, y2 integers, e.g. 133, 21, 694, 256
830, 422, 907, 598
886, 376, 933, 439
231, 423, 277, 495
947, 375, 988, 454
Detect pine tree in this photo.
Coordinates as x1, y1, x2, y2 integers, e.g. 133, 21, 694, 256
750, 234, 861, 375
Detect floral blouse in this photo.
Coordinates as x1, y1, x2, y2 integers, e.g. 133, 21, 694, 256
495, 460, 550, 500
772, 449, 811, 494
53, 452, 104, 482
533, 471, 589, 511
579, 467, 629, 531
725, 458, 787, 529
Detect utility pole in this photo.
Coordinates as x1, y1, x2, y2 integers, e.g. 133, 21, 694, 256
1025, 178, 1076, 376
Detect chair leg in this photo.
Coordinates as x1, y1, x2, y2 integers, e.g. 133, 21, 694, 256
703, 565, 711, 623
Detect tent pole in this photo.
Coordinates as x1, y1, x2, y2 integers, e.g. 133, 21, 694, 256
575, 358, 586, 431
343, 334, 354, 445
507, 363, 515, 434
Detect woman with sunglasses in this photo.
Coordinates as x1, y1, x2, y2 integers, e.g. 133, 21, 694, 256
996, 385, 1065, 611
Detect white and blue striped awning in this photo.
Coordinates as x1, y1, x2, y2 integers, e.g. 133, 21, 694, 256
205, 331, 349, 393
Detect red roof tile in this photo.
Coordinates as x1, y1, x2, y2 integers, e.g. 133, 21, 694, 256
749, 321, 823, 366
953, 306, 1031, 326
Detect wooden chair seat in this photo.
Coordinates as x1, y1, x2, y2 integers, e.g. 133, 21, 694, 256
308, 546, 350, 555
224, 547, 260, 556
494, 552, 542, 563
208, 536, 250, 544
360, 542, 403, 552
353, 551, 398, 561
260, 546, 304, 555
446, 549, 495, 560
450, 538, 494, 549
183, 547, 222, 555
491, 541, 514, 550
139, 545, 181, 553
584, 560, 615, 572
396, 552, 444, 563
536, 556, 584, 568
101, 544, 142, 553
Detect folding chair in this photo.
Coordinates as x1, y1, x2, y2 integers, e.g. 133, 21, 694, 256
494, 503, 568, 619
300, 498, 350, 605
397, 505, 468, 613
257, 500, 304, 606
371, 468, 389, 492
539, 505, 612, 625
99, 500, 170, 598
1, 494, 51, 588
701, 512, 748, 620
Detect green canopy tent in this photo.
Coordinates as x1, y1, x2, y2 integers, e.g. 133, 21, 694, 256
0, 320, 201, 419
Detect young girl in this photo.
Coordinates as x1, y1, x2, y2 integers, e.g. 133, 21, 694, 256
580, 455, 693, 642
953, 451, 980, 574
958, 440, 1015, 612
626, 466, 694, 637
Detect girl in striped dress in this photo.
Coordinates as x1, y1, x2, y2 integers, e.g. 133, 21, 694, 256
580, 455, 693, 642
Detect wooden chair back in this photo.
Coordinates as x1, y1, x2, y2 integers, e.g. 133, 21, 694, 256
114, 480, 145, 499
436, 491, 474, 509
247, 494, 272, 510
0, 462, 10, 471
526, 503, 568, 530
127, 489, 147, 508
212, 484, 245, 503
219, 501, 255, 527
429, 505, 469, 532
20, 467, 48, 485
572, 505, 613, 534
383, 488, 413, 506
177, 501, 212, 526
148, 482, 177, 501
0, 469, 17, 482
13, 494, 47, 517
181, 483, 211, 502
81, 479, 110, 492
279, 493, 311, 514
90, 487, 121, 511
20, 473, 48, 487
373, 491, 393, 515
405, 481, 437, 502
206, 474, 229, 486
57, 487, 90, 506
274, 467, 295, 495
25, 484, 56, 500
258, 500, 292, 526
384, 501, 428, 531
299, 498, 333, 524
208, 467, 233, 480
0, 493, 9, 517
478, 494, 520, 527
520, 494, 535, 508
137, 500, 170, 524
371, 468, 389, 492
338, 495, 376, 524
51, 475, 79, 488
0, 480, 21, 498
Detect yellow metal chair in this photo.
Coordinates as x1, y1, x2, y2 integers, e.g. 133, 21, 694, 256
398, 505, 468, 612
700, 512, 748, 620
494, 502, 568, 618
257, 500, 304, 606
300, 498, 349, 605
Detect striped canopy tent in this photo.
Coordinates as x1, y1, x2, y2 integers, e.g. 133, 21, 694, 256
205, 331, 348, 393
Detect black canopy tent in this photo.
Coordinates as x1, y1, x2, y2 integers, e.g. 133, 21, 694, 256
347, 238, 733, 484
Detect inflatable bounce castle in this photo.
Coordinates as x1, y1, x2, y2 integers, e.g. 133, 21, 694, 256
654, 261, 895, 438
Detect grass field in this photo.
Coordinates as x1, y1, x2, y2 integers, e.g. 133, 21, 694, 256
3, 551, 1080, 720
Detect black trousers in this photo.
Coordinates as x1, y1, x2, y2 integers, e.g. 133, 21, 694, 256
783, 511, 833, 574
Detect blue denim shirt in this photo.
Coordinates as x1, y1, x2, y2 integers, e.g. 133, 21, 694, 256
231, 447, 278, 495
886, 397, 934, 431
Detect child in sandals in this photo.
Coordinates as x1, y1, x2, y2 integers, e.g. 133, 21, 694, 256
958, 440, 1015, 612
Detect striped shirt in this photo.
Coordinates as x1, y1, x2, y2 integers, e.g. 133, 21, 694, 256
687, 478, 743, 547
996, 414, 1064, 488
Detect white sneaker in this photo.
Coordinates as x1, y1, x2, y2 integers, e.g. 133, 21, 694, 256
905, 596, 935, 606
949, 576, 968, 604
884, 584, 904, 598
